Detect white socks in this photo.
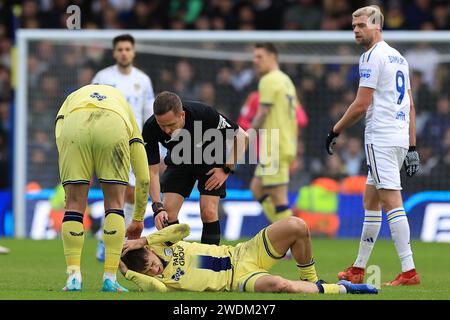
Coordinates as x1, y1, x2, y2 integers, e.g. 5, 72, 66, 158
354, 210, 382, 268
67, 266, 82, 283
123, 202, 134, 229
103, 272, 117, 283
387, 207, 415, 272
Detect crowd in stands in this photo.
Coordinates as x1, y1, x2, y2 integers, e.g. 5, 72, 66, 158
1, 0, 450, 192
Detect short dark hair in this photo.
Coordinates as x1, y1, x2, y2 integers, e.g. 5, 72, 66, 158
121, 248, 147, 273
113, 34, 135, 49
254, 42, 278, 56
154, 91, 183, 116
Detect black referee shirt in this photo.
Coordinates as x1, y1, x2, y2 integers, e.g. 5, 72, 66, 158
142, 100, 239, 167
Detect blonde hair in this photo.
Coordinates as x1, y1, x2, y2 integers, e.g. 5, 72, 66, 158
352, 5, 384, 30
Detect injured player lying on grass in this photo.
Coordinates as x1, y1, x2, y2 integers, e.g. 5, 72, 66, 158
119, 217, 378, 295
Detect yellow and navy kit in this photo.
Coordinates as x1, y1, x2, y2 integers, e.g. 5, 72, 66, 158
125, 224, 284, 292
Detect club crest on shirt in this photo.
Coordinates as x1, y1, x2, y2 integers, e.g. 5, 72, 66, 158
90, 92, 107, 101
134, 83, 140, 91
164, 248, 173, 256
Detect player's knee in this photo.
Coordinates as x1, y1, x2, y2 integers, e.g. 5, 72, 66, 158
288, 216, 309, 239
200, 207, 218, 222
364, 197, 380, 211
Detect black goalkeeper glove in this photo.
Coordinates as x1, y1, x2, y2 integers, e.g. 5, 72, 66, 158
325, 130, 340, 155
404, 146, 420, 177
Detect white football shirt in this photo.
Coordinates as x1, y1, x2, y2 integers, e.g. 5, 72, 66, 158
92, 65, 155, 131
359, 41, 411, 149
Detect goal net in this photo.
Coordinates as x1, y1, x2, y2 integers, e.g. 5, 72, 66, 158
14, 30, 450, 238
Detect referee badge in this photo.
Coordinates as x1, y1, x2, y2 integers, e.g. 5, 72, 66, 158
134, 83, 140, 91
164, 248, 173, 256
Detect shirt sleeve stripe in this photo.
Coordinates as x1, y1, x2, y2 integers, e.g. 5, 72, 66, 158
129, 138, 144, 145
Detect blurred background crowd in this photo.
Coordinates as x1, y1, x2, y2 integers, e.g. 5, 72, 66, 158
1, 0, 450, 193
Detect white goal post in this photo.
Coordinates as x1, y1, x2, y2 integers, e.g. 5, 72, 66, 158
14, 29, 450, 238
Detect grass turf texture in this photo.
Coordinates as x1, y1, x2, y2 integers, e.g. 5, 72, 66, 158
0, 237, 449, 300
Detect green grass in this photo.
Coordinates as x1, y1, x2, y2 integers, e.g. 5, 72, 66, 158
0, 237, 449, 300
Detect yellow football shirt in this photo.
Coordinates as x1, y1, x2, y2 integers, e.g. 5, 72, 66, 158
124, 224, 285, 292
258, 69, 297, 160
56, 84, 143, 143
125, 224, 233, 292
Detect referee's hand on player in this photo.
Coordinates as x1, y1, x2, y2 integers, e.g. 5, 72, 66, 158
154, 209, 169, 230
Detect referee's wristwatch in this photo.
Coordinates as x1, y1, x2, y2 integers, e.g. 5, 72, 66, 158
221, 165, 235, 175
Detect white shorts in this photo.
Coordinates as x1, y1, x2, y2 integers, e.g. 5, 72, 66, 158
365, 144, 407, 190
128, 168, 136, 187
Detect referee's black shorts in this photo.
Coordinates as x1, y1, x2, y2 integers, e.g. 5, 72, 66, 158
160, 165, 226, 198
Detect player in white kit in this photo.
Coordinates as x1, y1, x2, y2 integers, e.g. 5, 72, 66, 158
92, 34, 155, 261
325, 6, 421, 286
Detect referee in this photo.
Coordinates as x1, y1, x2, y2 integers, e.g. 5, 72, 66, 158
133, 91, 248, 245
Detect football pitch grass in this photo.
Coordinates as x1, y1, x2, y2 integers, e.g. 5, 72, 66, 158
0, 237, 449, 300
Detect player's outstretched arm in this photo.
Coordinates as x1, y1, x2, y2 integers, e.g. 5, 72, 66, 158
146, 223, 190, 245
125, 270, 169, 292
122, 223, 191, 256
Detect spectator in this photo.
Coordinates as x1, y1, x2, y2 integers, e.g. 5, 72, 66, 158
289, 138, 322, 190
198, 82, 216, 107
321, 0, 352, 30
215, 66, 241, 118
236, 3, 256, 30
155, 69, 176, 93
429, 143, 450, 190
0, 37, 11, 68
169, 0, 203, 28
341, 136, 365, 176
417, 140, 439, 176
322, 153, 347, 181
404, 43, 440, 88
385, 1, 406, 30
405, 0, 434, 30
283, 0, 322, 30
27, 54, 47, 89
208, 0, 237, 29
173, 60, 199, 100
432, 2, 449, 30
194, 15, 210, 30
77, 66, 95, 88
102, 5, 123, 29
0, 65, 11, 101
252, 0, 283, 30
410, 70, 436, 135
0, 100, 9, 133
422, 95, 450, 153
126, 0, 152, 29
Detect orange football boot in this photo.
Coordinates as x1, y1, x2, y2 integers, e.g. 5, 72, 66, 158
337, 266, 365, 284
385, 269, 420, 286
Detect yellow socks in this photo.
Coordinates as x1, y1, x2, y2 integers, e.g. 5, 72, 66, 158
61, 211, 85, 271
319, 283, 341, 294
259, 195, 276, 222
103, 209, 125, 275
297, 259, 319, 283
274, 206, 293, 222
